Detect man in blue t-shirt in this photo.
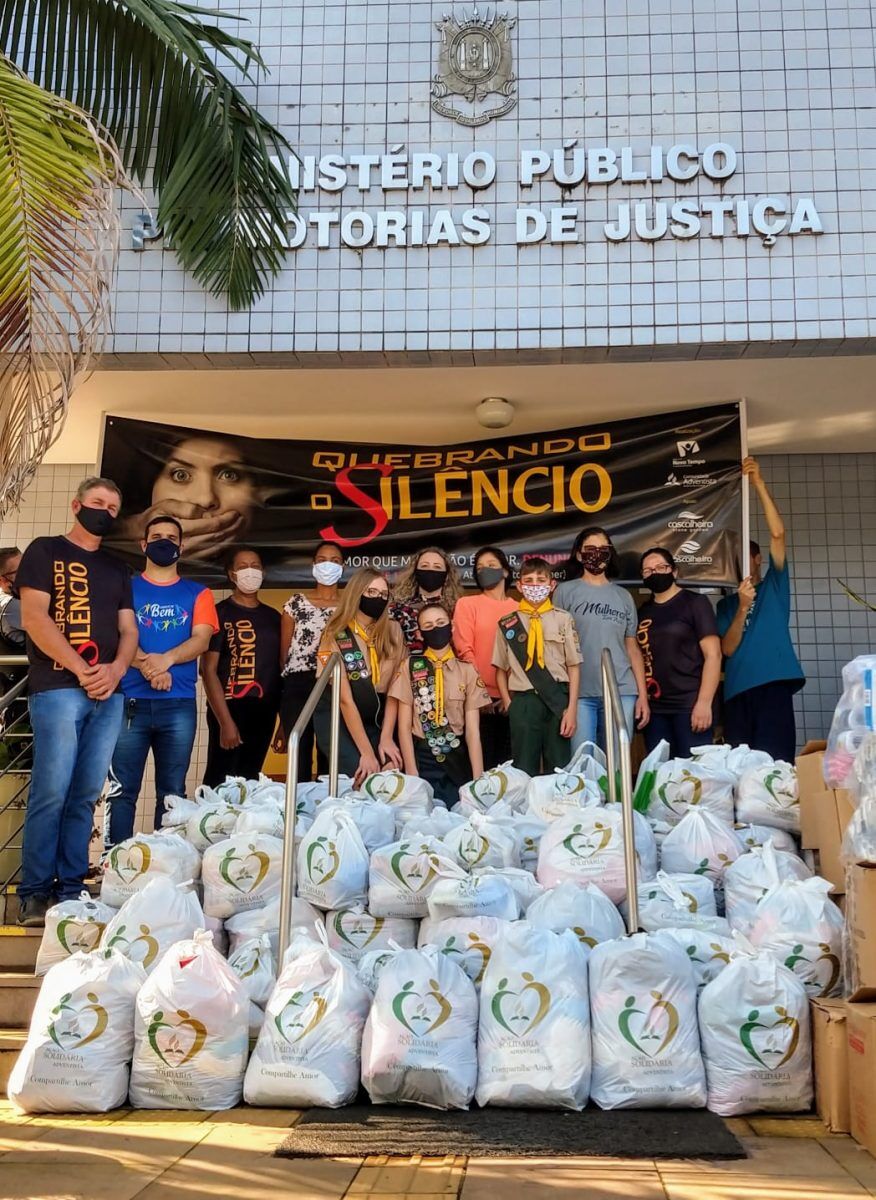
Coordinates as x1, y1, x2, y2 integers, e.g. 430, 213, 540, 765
716, 457, 805, 761
108, 516, 218, 842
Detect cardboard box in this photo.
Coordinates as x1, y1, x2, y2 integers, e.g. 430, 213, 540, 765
811, 999, 850, 1132
846, 863, 876, 1001
795, 743, 854, 891
846, 1003, 876, 1156
796, 743, 827, 849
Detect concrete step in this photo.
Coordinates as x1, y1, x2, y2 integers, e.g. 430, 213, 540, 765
0, 1028, 25, 1092
0, 973, 40, 1028
0, 927, 40, 972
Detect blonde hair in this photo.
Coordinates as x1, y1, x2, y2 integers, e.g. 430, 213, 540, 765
393, 546, 463, 610
323, 566, 400, 665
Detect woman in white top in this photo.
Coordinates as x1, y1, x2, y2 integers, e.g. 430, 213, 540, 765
274, 541, 344, 778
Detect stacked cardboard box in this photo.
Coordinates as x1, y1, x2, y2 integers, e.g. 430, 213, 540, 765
796, 741, 855, 893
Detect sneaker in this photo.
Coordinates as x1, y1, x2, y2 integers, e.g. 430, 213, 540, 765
17, 894, 51, 927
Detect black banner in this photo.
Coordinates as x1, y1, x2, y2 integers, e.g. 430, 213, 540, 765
100, 403, 743, 587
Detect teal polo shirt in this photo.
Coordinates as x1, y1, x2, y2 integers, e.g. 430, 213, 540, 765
716, 554, 805, 703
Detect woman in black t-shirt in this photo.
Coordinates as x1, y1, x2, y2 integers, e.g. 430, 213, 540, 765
636, 547, 721, 758
200, 548, 280, 785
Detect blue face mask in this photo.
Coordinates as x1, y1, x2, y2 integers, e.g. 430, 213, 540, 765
145, 538, 180, 567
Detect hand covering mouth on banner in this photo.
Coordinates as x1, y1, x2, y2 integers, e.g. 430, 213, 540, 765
100, 403, 743, 588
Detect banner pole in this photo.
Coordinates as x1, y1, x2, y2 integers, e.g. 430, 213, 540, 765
739, 397, 750, 582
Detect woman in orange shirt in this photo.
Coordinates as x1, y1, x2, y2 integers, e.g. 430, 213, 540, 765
452, 546, 517, 769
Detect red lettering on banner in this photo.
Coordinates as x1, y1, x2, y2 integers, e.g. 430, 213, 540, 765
319, 463, 393, 548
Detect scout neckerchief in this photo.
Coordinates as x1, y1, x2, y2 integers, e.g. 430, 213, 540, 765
518, 597, 553, 669
408, 654, 464, 765
351, 619, 380, 685
424, 646, 454, 723
498, 610, 570, 718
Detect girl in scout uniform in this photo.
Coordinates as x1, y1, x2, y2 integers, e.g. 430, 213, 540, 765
314, 568, 405, 786
387, 603, 491, 805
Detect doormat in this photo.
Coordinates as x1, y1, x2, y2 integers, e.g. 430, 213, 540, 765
276, 1105, 746, 1160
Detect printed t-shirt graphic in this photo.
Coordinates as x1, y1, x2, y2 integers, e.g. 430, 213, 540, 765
122, 575, 219, 699
211, 597, 281, 701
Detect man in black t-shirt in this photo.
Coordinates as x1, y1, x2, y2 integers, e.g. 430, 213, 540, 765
16, 478, 138, 925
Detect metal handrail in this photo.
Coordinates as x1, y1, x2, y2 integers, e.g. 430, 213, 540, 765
278, 651, 343, 958
601, 647, 639, 934
0, 657, 30, 892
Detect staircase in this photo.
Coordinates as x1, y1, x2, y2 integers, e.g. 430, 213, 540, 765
0, 895, 39, 1090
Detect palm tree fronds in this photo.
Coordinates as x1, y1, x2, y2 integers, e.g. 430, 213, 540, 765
837, 579, 876, 613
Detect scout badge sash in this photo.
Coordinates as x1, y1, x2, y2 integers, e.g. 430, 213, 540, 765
499, 611, 570, 717
408, 655, 471, 783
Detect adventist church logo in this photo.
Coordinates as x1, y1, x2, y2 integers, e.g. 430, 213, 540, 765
432, 6, 517, 127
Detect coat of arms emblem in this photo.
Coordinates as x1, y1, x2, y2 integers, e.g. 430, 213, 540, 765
431, 7, 517, 127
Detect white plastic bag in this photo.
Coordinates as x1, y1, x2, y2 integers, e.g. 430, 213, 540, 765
357, 945, 406, 994
473, 866, 544, 911
698, 950, 812, 1115
361, 945, 479, 1109
185, 803, 240, 851
525, 770, 602, 823
525, 880, 625, 950
399, 807, 466, 841
442, 812, 520, 870
734, 823, 798, 855
589, 933, 706, 1109
234, 805, 285, 840
652, 927, 735, 988
736, 762, 800, 832
160, 793, 203, 830
360, 771, 433, 826
225, 897, 323, 959
515, 814, 548, 873
369, 836, 465, 918
318, 797, 396, 854
417, 916, 511, 988
476, 925, 591, 1110
660, 810, 745, 898
36, 892, 117, 976
749, 876, 844, 998
9, 950, 146, 1113
100, 877, 205, 974
824, 655, 876, 788
227, 933, 276, 1008
129, 930, 249, 1109
723, 841, 812, 932
606, 804, 658, 880
201, 833, 283, 919
244, 931, 372, 1107
326, 904, 418, 963
456, 761, 530, 816
296, 808, 370, 911
632, 872, 718, 932
536, 807, 638, 903
649, 759, 736, 830
426, 873, 519, 923
632, 739, 670, 813
101, 832, 201, 908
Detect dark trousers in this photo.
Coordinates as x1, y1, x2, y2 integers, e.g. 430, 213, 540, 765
108, 697, 197, 843
280, 671, 326, 780
509, 689, 571, 776
723, 680, 798, 762
414, 738, 471, 807
644, 710, 713, 760
480, 707, 512, 770
203, 699, 278, 787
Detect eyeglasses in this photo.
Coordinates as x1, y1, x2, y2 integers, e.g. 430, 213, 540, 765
641, 564, 673, 578
362, 586, 388, 599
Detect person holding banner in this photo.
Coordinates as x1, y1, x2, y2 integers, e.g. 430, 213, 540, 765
389, 604, 492, 803
636, 548, 721, 758
452, 546, 517, 768
314, 567, 405, 785
391, 546, 463, 652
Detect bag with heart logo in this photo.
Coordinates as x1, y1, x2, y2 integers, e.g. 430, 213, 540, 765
317, 797, 396, 854
369, 836, 466, 918
525, 879, 626, 951
101, 832, 202, 908
36, 891, 118, 976
525, 770, 603, 824
442, 812, 520, 871
514, 813, 548, 873
325, 903, 418, 963
647, 759, 737, 834
476, 924, 591, 1110
536, 807, 639, 904
473, 865, 544, 910
201, 833, 284, 919
748, 876, 844, 999
456, 761, 530, 817
185, 804, 240, 852
244, 929, 372, 1107
295, 808, 370, 911
212, 776, 250, 805
360, 771, 434, 829
100, 877, 205, 975
234, 804, 285, 840
659, 810, 745, 904
605, 803, 658, 879
159, 793, 204, 831
9, 949, 146, 1113
589, 933, 706, 1109
651, 927, 735, 988
129, 929, 249, 1109
628, 871, 718, 932
736, 762, 800, 833
722, 840, 812, 932
227, 932, 276, 1008
426, 873, 519, 923
417, 915, 511, 989
245, 776, 286, 805
698, 948, 812, 1115
361, 944, 479, 1109
734, 823, 798, 855
225, 897, 323, 959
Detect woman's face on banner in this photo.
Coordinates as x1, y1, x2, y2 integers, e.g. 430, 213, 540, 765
152, 436, 256, 525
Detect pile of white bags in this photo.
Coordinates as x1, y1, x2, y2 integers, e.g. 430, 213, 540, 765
225, 897, 323, 959
369, 837, 464, 917
525, 770, 602, 824
326, 904, 417, 963
516, 814, 548, 872
129, 931, 249, 1109
537, 807, 636, 903
36, 892, 117, 975
633, 872, 718, 932
318, 797, 396, 854
648, 759, 736, 830
456, 762, 529, 816
652, 928, 735, 988
443, 812, 519, 870
201, 834, 284, 919
185, 802, 239, 851
525, 880, 625, 949
361, 945, 479, 1108
360, 771, 433, 826
417, 916, 510, 987
101, 832, 200, 908
227, 933, 276, 1009
589, 934, 706, 1109
736, 762, 800, 832
9, 950, 146, 1113
296, 808, 370, 911
723, 841, 812, 932
660, 810, 745, 897
476, 924, 591, 1110
734, 823, 797, 854
748, 877, 844, 998
100, 877, 205, 973
426, 873, 519, 922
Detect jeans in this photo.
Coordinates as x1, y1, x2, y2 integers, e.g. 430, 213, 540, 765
108, 698, 197, 844
644, 710, 713, 760
21, 689, 123, 901
572, 695, 637, 754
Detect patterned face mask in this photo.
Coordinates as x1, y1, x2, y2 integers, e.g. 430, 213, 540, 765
580, 546, 611, 574
520, 583, 552, 605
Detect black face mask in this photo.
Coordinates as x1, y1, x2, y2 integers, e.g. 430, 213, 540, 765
145, 538, 181, 567
415, 567, 447, 594
476, 566, 505, 590
359, 593, 389, 620
421, 624, 453, 651
76, 505, 116, 538
646, 571, 675, 594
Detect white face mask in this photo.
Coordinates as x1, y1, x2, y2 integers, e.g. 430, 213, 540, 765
313, 561, 343, 586
234, 567, 263, 594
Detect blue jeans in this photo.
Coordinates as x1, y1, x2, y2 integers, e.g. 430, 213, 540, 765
572, 695, 637, 754
108, 698, 197, 844
21, 689, 123, 900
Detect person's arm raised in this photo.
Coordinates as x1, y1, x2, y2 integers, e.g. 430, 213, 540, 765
744, 455, 786, 571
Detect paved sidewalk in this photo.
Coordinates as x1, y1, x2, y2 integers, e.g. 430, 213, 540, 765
1, 1104, 875, 1200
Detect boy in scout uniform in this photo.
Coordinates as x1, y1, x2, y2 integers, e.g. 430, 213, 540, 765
492, 557, 581, 776
388, 603, 491, 804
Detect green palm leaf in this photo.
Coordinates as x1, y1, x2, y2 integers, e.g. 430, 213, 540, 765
0, 53, 125, 510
